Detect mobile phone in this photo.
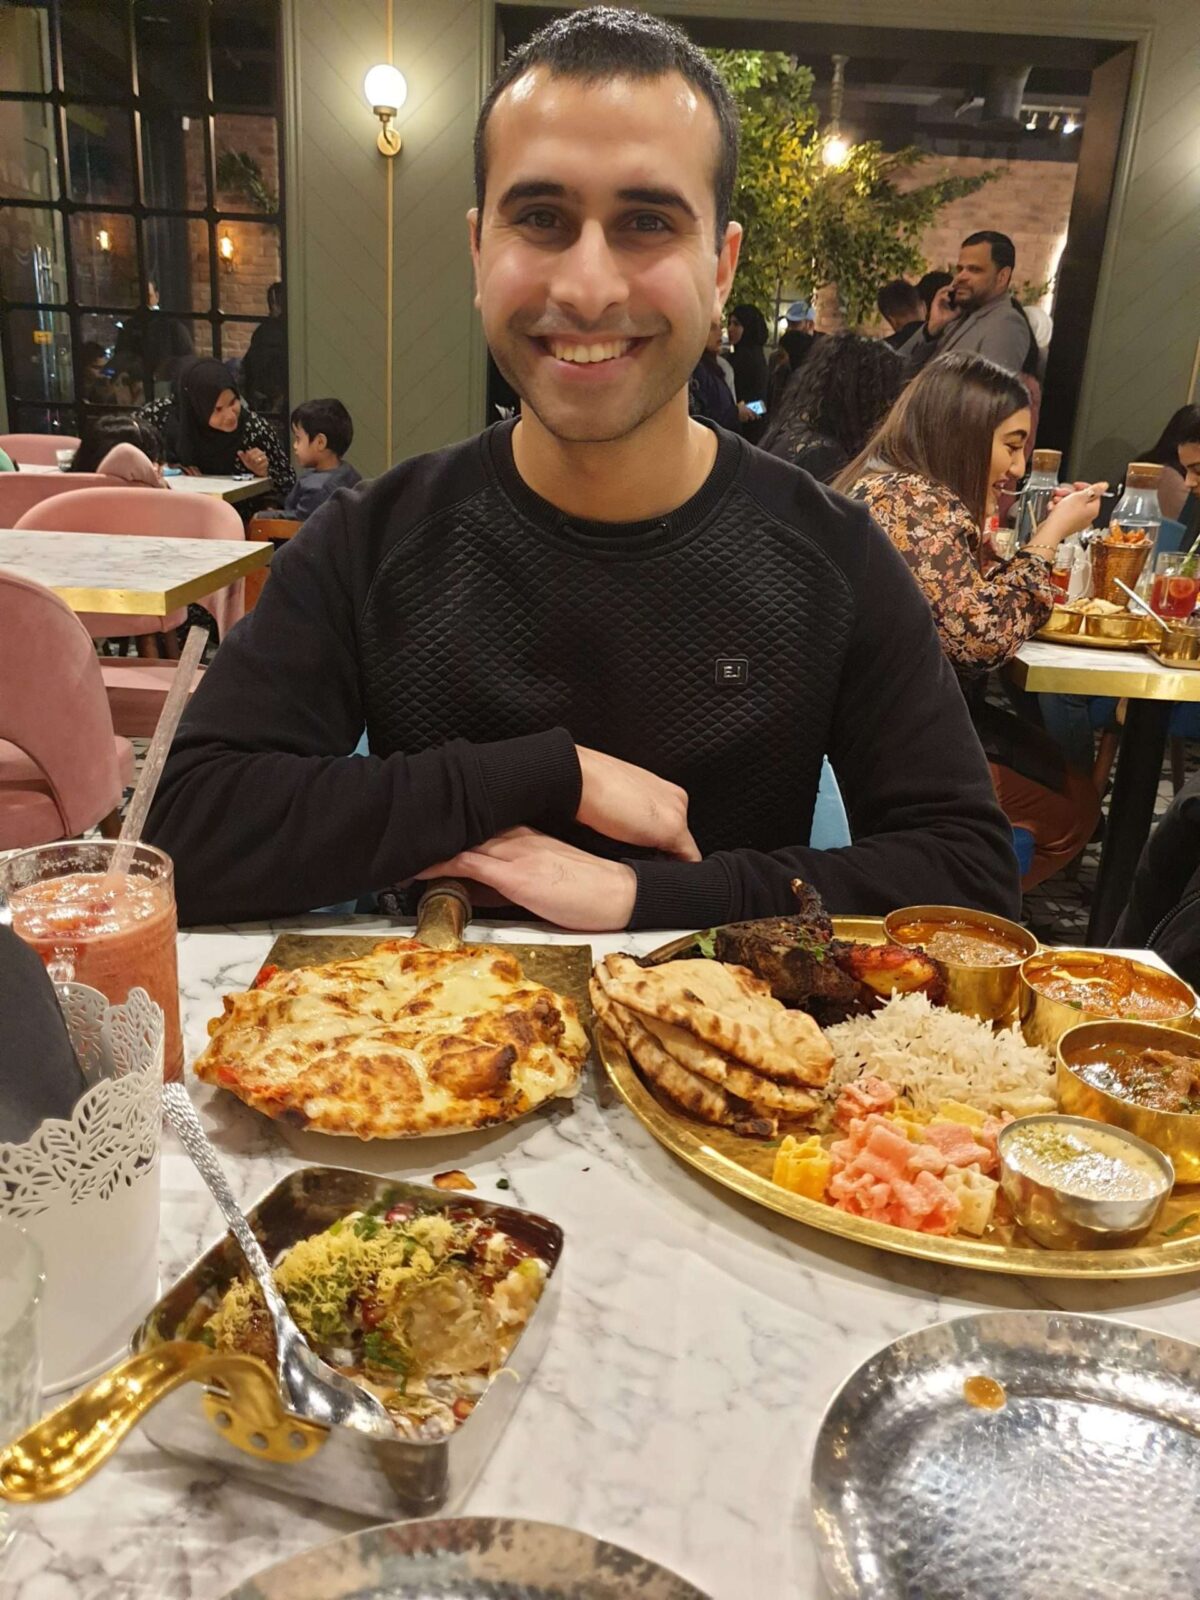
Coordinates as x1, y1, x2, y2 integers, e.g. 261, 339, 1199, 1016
946, 287, 958, 308
746, 399, 767, 418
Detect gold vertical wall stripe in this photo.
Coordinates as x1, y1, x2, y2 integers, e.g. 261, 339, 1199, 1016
384, 0, 395, 464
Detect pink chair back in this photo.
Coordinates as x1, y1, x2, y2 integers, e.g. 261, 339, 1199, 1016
0, 472, 120, 529
0, 572, 125, 836
14, 484, 246, 639
0, 432, 81, 466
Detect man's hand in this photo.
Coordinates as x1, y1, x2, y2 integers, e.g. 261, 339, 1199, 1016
416, 828, 639, 931
576, 746, 699, 860
926, 285, 960, 337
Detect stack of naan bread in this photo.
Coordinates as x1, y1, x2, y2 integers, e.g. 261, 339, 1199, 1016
591, 955, 832, 1137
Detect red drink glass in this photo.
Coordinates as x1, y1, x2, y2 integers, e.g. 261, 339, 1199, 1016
1, 841, 182, 1080
1150, 570, 1200, 621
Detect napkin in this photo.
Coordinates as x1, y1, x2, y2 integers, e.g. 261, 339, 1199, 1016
0, 924, 88, 1143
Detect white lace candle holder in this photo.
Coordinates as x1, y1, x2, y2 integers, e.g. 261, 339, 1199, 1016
0, 985, 163, 1392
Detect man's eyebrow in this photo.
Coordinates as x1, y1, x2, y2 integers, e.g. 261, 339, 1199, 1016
616, 185, 698, 220
496, 179, 574, 207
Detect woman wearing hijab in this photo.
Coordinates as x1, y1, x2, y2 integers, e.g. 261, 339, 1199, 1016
138, 357, 293, 494
725, 303, 770, 442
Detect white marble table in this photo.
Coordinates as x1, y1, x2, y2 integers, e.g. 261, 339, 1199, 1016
0, 530, 271, 613
165, 474, 273, 504
11, 918, 1200, 1600
15, 466, 272, 504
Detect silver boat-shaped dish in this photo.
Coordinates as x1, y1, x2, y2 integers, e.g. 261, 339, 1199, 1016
811, 1310, 1200, 1599
132, 1166, 563, 1519
219, 1516, 709, 1598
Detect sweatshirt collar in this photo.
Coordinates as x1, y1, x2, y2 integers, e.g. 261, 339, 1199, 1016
484, 416, 743, 557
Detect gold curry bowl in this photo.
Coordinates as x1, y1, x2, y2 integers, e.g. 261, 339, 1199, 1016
1040, 606, 1083, 637
1057, 1020, 1200, 1185
1020, 949, 1197, 1051
884, 904, 1037, 1022
1156, 621, 1200, 665
1084, 611, 1156, 642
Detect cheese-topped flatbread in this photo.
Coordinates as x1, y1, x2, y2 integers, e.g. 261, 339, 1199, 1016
194, 939, 588, 1138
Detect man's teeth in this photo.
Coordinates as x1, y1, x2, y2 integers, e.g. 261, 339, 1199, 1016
548, 339, 634, 363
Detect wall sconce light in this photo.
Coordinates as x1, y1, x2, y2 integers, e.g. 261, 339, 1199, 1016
364, 63, 407, 157
96, 228, 112, 252
218, 231, 236, 268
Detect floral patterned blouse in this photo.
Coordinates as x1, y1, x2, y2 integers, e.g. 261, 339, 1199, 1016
848, 470, 1054, 677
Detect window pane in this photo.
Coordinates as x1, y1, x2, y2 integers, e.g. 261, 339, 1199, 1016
141, 110, 207, 210
214, 115, 278, 213
0, 206, 66, 303
14, 403, 79, 436
134, 0, 206, 105
215, 221, 279, 315
66, 105, 135, 204
221, 318, 287, 416
62, 3, 132, 101
144, 216, 210, 311
106, 304, 203, 404
5, 309, 73, 402
69, 211, 138, 306
0, 100, 59, 201
210, 0, 275, 109
0, 6, 51, 94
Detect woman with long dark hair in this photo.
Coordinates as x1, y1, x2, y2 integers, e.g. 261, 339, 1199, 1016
762, 332, 904, 482
70, 413, 165, 477
835, 352, 1105, 888
138, 357, 293, 494
1138, 403, 1200, 522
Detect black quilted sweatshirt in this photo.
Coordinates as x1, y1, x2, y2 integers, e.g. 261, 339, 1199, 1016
147, 419, 1020, 927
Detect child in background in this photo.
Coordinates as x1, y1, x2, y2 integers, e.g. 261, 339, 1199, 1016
284, 398, 361, 520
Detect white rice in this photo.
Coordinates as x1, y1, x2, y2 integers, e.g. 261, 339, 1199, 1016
824, 991, 1055, 1118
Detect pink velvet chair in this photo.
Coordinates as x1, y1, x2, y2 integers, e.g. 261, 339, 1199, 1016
0, 572, 134, 851
0, 472, 120, 528
14, 484, 246, 642
0, 432, 81, 466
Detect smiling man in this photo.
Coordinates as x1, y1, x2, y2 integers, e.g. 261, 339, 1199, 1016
147, 7, 1019, 929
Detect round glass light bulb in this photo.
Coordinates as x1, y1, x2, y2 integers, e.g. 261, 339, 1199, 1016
364, 63, 407, 112
821, 133, 850, 167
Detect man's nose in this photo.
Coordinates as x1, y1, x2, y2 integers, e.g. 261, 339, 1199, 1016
547, 220, 630, 325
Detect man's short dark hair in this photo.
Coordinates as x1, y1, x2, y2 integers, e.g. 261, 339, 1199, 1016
291, 397, 353, 457
877, 278, 923, 323
473, 6, 739, 241
962, 230, 1016, 274
916, 269, 952, 313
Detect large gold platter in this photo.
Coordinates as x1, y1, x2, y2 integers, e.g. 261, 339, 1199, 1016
601, 918, 1200, 1279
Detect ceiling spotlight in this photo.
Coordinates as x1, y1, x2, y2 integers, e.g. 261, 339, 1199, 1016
1063, 116, 1078, 135
1049, 114, 1061, 131
1025, 113, 1037, 131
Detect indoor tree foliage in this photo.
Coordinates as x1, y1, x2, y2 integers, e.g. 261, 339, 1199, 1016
712, 50, 998, 328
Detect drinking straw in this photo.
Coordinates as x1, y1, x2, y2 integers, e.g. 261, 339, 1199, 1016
1113, 576, 1169, 632
108, 624, 208, 878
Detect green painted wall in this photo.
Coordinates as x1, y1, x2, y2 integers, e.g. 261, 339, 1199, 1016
286, 0, 1200, 479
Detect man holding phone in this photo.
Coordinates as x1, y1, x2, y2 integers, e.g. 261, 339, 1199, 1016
902, 231, 1036, 376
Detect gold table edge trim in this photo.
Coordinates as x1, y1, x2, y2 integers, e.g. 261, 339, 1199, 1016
1010, 653, 1200, 702
45, 543, 273, 615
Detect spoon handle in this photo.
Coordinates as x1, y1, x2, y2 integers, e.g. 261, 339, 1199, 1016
162, 1083, 292, 1328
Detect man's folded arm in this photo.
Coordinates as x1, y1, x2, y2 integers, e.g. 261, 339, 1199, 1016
627, 525, 1020, 930
145, 505, 581, 924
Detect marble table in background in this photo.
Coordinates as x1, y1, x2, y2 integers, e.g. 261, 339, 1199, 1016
0, 529, 271, 614
165, 475, 273, 504
10, 918, 1200, 1600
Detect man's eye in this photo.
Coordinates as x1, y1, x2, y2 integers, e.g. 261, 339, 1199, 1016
628, 213, 669, 233
517, 209, 559, 229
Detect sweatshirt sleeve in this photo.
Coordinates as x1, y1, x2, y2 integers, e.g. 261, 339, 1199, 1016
145, 497, 582, 924
629, 509, 1020, 928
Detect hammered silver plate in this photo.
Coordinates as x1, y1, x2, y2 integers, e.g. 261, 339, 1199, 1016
811, 1311, 1200, 1600
220, 1516, 709, 1599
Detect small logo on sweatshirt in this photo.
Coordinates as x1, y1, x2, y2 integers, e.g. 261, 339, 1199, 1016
715, 657, 749, 686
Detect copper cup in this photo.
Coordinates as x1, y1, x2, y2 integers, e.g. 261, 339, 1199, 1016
1057, 1020, 1200, 1184
1090, 539, 1152, 606
884, 905, 1037, 1022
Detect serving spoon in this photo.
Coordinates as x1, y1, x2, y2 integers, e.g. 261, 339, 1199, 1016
163, 1083, 395, 1438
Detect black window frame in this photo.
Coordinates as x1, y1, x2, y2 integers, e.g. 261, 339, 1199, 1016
0, 0, 287, 435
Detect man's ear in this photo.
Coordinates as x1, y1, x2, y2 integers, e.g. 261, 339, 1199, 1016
713, 220, 743, 323
467, 208, 482, 309
997, 264, 1013, 294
